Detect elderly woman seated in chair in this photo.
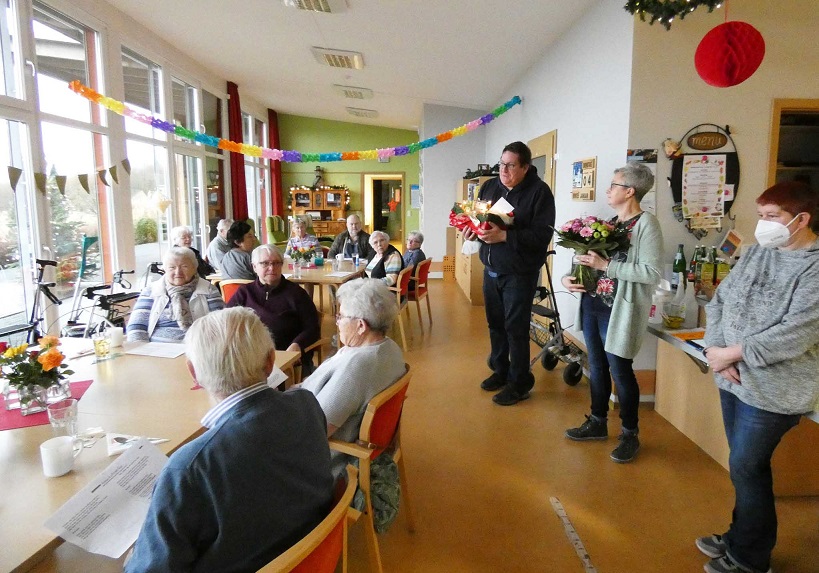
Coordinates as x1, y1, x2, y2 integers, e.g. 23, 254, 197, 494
127, 247, 224, 343
284, 216, 320, 258
227, 245, 321, 376
365, 231, 405, 288
297, 278, 406, 476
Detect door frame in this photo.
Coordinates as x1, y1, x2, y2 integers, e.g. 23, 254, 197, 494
361, 172, 405, 239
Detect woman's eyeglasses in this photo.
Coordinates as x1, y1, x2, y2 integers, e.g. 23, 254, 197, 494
256, 261, 283, 268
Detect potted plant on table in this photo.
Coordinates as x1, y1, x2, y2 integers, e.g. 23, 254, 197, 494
0, 337, 74, 415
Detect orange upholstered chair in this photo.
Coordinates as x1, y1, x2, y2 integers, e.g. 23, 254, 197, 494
407, 258, 432, 334
328, 365, 414, 573
387, 267, 413, 351
219, 279, 252, 303
257, 464, 358, 573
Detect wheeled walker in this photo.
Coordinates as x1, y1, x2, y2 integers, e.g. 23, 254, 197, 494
529, 251, 586, 386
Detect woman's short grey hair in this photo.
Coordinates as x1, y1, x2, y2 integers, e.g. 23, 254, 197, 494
164, 246, 198, 269
185, 307, 274, 397
337, 278, 398, 334
251, 244, 283, 264
407, 231, 424, 244
170, 225, 193, 244
369, 230, 390, 245
292, 215, 308, 228
614, 163, 655, 201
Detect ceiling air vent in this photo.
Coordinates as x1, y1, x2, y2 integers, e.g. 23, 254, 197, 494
346, 107, 378, 119
282, 0, 347, 13
333, 84, 373, 99
311, 47, 364, 70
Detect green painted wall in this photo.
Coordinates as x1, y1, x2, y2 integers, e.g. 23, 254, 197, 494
278, 114, 420, 235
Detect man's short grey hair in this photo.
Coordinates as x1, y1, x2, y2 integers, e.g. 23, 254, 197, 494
251, 244, 283, 264
170, 225, 193, 244
164, 246, 198, 269
407, 231, 424, 244
217, 219, 233, 231
614, 163, 655, 201
185, 307, 274, 397
336, 278, 398, 334
369, 230, 390, 245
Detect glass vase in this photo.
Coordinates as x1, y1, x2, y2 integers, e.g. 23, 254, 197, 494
3, 380, 20, 411
18, 385, 48, 416
46, 379, 72, 404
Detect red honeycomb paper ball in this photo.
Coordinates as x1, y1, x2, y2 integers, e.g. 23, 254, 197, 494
695, 21, 765, 88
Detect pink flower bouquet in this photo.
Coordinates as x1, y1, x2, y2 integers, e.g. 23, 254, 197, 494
554, 216, 631, 293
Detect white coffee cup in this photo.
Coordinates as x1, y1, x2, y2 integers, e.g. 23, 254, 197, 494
40, 436, 81, 478
336, 254, 343, 263
108, 326, 124, 348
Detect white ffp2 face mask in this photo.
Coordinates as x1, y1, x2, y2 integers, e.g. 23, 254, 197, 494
754, 215, 800, 248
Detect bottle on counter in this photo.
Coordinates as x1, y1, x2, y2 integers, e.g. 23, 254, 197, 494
682, 279, 699, 329
671, 244, 687, 291
715, 256, 731, 286
648, 284, 674, 324
700, 247, 717, 293
687, 245, 701, 286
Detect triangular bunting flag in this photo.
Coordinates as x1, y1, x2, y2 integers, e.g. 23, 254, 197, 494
55, 175, 67, 195
121, 158, 131, 174
109, 165, 119, 184
8, 166, 22, 192
78, 173, 90, 193
34, 172, 47, 194
97, 169, 109, 187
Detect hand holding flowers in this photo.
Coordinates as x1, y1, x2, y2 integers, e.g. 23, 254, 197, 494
554, 216, 631, 293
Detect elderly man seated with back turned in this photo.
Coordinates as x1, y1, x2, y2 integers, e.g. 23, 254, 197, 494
125, 307, 333, 573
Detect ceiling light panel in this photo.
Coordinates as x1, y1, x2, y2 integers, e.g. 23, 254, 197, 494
311, 47, 364, 69
282, 0, 347, 13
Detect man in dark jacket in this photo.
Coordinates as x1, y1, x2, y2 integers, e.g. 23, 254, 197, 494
327, 214, 374, 261
463, 141, 555, 405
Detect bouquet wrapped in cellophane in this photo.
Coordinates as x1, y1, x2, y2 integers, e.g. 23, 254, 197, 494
554, 216, 631, 293
449, 198, 514, 235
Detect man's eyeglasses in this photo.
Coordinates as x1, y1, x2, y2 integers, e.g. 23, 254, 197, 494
498, 161, 519, 170
256, 261, 283, 268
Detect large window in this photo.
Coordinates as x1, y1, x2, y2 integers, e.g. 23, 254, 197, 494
121, 47, 163, 139
202, 89, 226, 241
242, 112, 267, 238
0, 0, 24, 100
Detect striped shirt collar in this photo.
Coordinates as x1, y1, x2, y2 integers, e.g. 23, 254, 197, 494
200, 381, 269, 429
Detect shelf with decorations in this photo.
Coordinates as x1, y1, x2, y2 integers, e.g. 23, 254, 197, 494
288, 185, 350, 237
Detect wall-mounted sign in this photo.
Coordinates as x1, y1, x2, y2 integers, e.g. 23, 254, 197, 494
571, 157, 596, 201
687, 132, 728, 151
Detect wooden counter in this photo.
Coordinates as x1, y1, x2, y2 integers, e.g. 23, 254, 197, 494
652, 332, 819, 497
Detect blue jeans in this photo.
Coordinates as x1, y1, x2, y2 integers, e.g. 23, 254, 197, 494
719, 390, 800, 572
483, 270, 539, 393
581, 295, 640, 431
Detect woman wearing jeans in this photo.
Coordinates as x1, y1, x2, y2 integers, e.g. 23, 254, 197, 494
561, 163, 663, 463
697, 181, 819, 573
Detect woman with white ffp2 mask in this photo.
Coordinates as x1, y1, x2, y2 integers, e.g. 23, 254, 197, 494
697, 181, 819, 573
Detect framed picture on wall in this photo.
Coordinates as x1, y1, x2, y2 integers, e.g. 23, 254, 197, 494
571, 157, 596, 201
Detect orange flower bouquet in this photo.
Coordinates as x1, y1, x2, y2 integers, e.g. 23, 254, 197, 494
1, 336, 75, 415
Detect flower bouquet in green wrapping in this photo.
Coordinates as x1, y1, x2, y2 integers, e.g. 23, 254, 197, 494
554, 216, 631, 293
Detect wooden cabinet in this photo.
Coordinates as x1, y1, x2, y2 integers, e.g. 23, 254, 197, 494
291, 188, 347, 237
454, 177, 492, 305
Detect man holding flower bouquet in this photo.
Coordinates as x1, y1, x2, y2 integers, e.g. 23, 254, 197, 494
561, 163, 663, 463
463, 141, 555, 406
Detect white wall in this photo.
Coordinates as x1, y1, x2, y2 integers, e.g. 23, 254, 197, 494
629, 0, 819, 250
419, 103, 487, 265
482, 1, 651, 366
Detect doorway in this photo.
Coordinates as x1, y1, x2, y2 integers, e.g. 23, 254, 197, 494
528, 130, 557, 283
767, 99, 819, 189
362, 173, 405, 243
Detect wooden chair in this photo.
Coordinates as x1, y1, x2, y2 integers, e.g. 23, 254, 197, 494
387, 267, 413, 351
329, 366, 415, 573
258, 465, 358, 573
407, 258, 432, 334
293, 337, 331, 384
219, 279, 252, 303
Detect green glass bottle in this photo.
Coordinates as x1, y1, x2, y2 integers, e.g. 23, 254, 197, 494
672, 244, 686, 291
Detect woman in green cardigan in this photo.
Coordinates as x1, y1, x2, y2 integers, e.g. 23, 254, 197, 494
561, 163, 664, 463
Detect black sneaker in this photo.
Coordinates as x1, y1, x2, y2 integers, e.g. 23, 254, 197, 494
491, 386, 530, 406
704, 554, 772, 573
480, 372, 506, 392
565, 415, 608, 441
610, 432, 640, 463
696, 534, 727, 559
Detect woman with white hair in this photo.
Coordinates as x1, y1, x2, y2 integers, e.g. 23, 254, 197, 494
365, 230, 405, 287
284, 216, 320, 258
171, 225, 213, 278
227, 245, 320, 375
403, 230, 426, 269
127, 247, 224, 343
298, 278, 406, 476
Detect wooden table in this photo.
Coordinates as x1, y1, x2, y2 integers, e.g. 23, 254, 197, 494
285, 258, 365, 314
1, 342, 299, 573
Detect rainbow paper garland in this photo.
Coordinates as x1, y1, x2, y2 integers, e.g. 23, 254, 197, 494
68, 81, 521, 163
